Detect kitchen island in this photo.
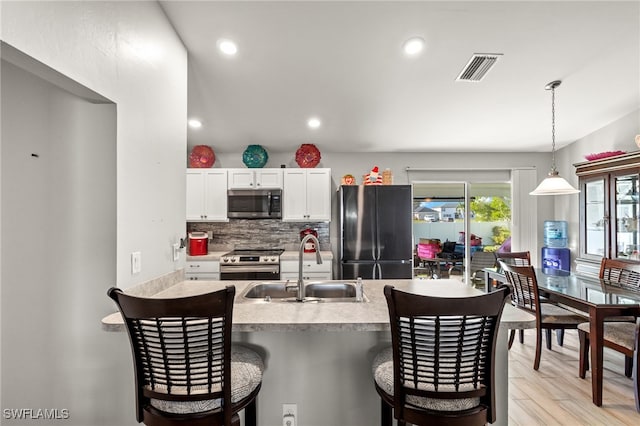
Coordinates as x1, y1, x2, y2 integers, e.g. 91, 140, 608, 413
103, 279, 534, 426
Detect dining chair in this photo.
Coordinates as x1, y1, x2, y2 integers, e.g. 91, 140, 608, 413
372, 284, 511, 426
108, 286, 264, 426
599, 257, 640, 288
578, 316, 640, 411
576, 258, 640, 411
496, 251, 531, 267
496, 251, 532, 348
468, 251, 497, 288
498, 261, 587, 370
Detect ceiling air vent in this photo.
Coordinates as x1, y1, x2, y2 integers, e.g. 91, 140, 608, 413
456, 53, 503, 82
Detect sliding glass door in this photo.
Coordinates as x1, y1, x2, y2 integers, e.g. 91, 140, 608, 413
413, 181, 511, 283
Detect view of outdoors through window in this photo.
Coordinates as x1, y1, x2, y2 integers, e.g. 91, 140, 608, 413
412, 182, 512, 276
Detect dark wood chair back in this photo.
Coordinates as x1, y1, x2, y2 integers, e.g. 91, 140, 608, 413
496, 251, 531, 267
498, 262, 540, 316
108, 286, 237, 426
599, 258, 640, 288
383, 284, 510, 425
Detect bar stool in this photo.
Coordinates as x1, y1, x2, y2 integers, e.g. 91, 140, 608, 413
372, 285, 510, 425
108, 286, 263, 426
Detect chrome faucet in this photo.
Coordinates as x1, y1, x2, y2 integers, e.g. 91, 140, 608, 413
289, 234, 323, 302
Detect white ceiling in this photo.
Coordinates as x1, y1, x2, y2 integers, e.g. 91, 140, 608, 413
160, 1, 640, 155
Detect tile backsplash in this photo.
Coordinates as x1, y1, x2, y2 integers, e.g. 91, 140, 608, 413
187, 220, 330, 251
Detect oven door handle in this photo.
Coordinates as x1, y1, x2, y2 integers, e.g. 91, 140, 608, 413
220, 265, 279, 273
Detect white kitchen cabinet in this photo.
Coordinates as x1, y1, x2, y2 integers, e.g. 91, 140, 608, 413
186, 169, 228, 221
282, 168, 331, 221
185, 260, 220, 280
227, 168, 283, 189
280, 258, 332, 281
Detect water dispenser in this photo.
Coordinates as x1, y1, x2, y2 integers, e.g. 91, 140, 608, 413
544, 220, 568, 248
541, 220, 570, 274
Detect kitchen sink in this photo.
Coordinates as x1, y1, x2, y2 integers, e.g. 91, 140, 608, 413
304, 282, 356, 298
242, 282, 291, 299
241, 281, 365, 303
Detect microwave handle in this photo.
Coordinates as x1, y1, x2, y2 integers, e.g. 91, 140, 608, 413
267, 192, 272, 216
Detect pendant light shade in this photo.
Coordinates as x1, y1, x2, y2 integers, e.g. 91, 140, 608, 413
530, 171, 581, 195
530, 80, 580, 196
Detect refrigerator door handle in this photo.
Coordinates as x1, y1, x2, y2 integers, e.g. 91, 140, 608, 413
376, 263, 382, 279
375, 202, 381, 261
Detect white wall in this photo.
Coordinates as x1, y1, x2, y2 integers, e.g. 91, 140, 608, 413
1, 1, 186, 425
1, 0, 188, 289
212, 150, 554, 185
1, 59, 134, 424
556, 109, 640, 268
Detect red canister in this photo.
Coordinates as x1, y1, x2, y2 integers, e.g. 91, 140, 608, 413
189, 232, 208, 256
300, 228, 318, 253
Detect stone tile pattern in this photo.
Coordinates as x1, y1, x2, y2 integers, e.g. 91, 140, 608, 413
187, 220, 330, 251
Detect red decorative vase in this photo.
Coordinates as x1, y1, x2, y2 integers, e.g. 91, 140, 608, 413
189, 145, 216, 168
295, 144, 321, 168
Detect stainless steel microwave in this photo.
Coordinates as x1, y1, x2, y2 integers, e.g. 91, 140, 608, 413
227, 189, 282, 219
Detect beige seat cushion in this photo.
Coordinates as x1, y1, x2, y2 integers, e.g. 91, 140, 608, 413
149, 345, 264, 414
372, 346, 481, 412
577, 322, 636, 350
540, 304, 587, 325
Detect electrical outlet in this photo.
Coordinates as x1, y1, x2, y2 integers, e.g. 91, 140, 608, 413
172, 243, 180, 261
282, 404, 297, 426
131, 251, 142, 274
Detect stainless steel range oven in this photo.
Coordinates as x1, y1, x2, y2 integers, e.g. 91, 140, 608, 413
219, 249, 284, 280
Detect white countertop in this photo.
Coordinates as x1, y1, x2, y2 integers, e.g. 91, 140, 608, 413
186, 251, 226, 261
102, 279, 534, 333
186, 250, 333, 261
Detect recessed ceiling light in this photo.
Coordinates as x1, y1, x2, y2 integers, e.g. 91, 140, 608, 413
217, 38, 238, 56
307, 117, 321, 129
403, 37, 425, 56
188, 119, 202, 129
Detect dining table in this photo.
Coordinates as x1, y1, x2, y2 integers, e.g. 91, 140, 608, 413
483, 266, 640, 407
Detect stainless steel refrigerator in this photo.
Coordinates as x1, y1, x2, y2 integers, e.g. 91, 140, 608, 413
340, 185, 413, 279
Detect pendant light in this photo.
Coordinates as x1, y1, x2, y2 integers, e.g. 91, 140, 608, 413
530, 80, 580, 195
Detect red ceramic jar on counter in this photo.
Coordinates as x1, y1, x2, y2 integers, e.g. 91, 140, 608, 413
188, 232, 208, 256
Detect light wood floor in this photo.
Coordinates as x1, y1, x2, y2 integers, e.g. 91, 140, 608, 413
508, 328, 640, 425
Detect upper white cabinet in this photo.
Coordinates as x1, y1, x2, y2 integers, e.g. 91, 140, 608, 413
227, 168, 283, 189
283, 168, 332, 221
186, 169, 228, 222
